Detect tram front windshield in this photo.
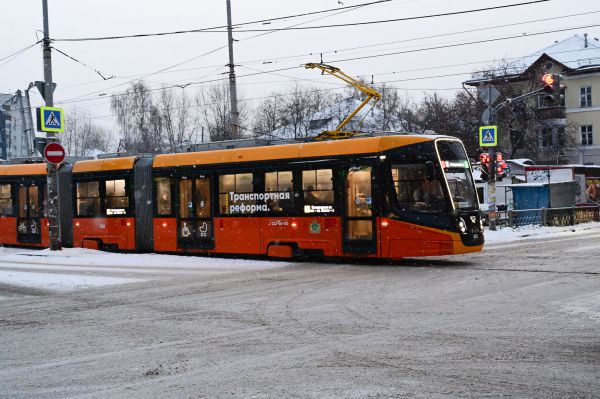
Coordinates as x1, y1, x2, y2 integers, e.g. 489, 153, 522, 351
436, 140, 478, 211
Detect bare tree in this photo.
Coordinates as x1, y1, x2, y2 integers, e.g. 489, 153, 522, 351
450, 90, 486, 155
198, 83, 247, 141
279, 84, 315, 139
157, 87, 198, 152
111, 81, 162, 153
252, 93, 284, 137
63, 108, 113, 156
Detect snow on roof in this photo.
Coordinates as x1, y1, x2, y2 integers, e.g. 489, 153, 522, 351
563, 164, 600, 168
521, 34, 600, 71
468, 34, 600, 83
507, 158, 535, 166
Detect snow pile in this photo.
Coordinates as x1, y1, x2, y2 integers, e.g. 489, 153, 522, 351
484, 221, 600, 244
0, 248, 292, 294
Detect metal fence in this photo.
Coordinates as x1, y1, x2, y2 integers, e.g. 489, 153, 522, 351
505, 205, 600, 228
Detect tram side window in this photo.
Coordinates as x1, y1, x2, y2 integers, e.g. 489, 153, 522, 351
76, 181, 101, 216
0, 184, 13, 216
105, 179, 129, 215
392, 165, 444, 213
219, 173, 257, 215
265, 171, 294, 214
302, 169, 335, 214
155, 177, 172, 216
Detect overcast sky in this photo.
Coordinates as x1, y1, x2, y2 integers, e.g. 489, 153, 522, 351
1, 0, 598, 130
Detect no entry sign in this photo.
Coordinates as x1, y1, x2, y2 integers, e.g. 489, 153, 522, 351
44, 142, 66, 164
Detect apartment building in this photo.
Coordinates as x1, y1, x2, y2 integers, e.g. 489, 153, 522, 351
465, 33, 600, 165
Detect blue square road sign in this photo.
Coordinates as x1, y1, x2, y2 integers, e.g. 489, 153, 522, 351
479, 125, 497, 147
38, 106, 64, 133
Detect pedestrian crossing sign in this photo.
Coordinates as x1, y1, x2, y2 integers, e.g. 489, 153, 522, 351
479, 125, 497, 147
37, 106, 64, 133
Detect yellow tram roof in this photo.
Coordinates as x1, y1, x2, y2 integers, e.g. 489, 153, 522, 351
0, 163, 47, 176
153, 135, 433, 169
72, 156, 138, 173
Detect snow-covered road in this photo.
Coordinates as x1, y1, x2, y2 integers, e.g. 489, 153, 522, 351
1, 222, 599, 294
1, 223, 599, 398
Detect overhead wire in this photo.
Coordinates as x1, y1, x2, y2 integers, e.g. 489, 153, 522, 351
190, 0, 554, 33
328, 22, 600, 64
51, 46, 116, 80
0, 40, 42, 68
52, 8, 596, 99
54, 21, 600, 107
54, 0, 379, 103
53, 0, 397, 42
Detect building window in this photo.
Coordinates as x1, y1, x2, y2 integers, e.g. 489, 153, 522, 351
538, 127, 553, 148
302, 169, 335, 213
581, 125, 593, 146
0, 184, 13, 216
580, 86, 592, 108
76, 181, 101, 216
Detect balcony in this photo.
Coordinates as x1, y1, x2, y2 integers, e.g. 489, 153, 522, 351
535, 106, 565, 120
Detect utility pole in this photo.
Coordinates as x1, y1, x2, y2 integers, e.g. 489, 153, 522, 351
226, 0, 239, 140
486, 85, 497, 231
42, 0, 61, 250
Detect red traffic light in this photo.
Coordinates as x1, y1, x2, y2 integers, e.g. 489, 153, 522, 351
479, 153, 490, 164
542, 73, 555, 86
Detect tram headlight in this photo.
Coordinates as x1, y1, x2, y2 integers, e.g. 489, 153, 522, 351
459, 218, 467, 234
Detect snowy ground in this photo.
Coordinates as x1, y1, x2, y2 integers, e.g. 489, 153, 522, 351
1, 222, 599, 295
1, 223, 599, 398
484, 221, 600, 244
0, 247, 292, 295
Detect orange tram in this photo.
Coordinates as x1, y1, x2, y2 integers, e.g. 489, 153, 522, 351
0, 135, 484, 259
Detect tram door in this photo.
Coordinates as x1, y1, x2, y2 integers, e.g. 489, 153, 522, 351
177, 176, 214, 249
17, 183, 42, 244
343, 166, 376, 254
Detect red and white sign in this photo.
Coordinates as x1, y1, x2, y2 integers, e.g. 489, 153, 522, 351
44, 142, 66, 164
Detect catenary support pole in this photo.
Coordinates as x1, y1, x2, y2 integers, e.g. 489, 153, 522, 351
226, 0, 240, 140
487, 85, 497, 231
42, 0, 61, 250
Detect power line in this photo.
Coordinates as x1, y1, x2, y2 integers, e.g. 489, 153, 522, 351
221, 1, 554, 33
52, 8, 596, 98
54, 21, 600, 107
53, 0, 396, 42
52, 46, 115, 80
0, 40, 42, 68
328, 23, 600, 64
52, 1, 550, 43
53, 0, 376, 104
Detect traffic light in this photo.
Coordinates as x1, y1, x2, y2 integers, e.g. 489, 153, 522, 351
479, 152, 490, 182
494, 152, 509, 179
541, 73, 564, 105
